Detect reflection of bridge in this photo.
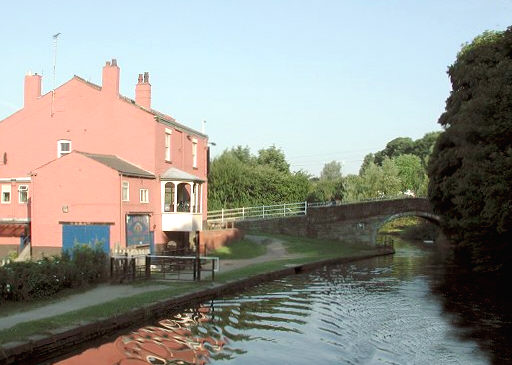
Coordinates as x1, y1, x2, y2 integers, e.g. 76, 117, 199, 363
235, 198, 440, 246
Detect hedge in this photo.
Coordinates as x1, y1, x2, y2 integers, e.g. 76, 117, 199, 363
0, 244, 108, 302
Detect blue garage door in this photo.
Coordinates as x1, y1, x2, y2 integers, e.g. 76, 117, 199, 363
62, 224, 110, 254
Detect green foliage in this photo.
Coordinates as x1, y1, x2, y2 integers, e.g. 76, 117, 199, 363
256, 145, 290, 174
320, 160, 342, 180
364, 132, 440, 170
428, 27, 512, 273
308, 160, 345, 202
211, 239, 267, 259
0, 244, 108, 302
208, 146, 309, 209
394, 154, 424, 193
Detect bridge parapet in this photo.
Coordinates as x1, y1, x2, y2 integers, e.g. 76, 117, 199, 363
236, 198, 439, 246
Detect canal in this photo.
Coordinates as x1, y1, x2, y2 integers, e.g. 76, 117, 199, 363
54, 238, 500, 364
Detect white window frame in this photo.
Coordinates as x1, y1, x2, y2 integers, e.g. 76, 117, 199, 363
1, 184, 11, 204
139, 188, 149, 203
165, 128, 172, 162
122, 181, 130, 202
57, 139, 72, 158
18, 185, 28, 204
192, 138, 198, 168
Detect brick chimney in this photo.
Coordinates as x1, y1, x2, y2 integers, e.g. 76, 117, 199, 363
102, 59, 120, 97
135, 72, 151, 109
24, 72, 42, 108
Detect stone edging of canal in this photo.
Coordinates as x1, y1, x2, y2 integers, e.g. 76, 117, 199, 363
0, 248, 394, 364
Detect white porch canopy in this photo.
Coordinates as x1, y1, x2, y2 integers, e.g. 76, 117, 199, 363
160, 167, 204, 215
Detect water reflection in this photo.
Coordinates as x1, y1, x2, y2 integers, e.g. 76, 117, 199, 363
429, 239, 512, 364
55, 307, 226, 365
58, 238, 497, 364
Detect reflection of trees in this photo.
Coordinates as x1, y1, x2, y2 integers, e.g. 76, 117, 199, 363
431, 256, 512, 364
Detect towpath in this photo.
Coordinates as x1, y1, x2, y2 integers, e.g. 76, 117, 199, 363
0, 236, 293, 331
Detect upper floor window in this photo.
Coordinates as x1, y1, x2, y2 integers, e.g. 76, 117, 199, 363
192, 138, 198, 168
18, 185, 28, 204
1, 184, 11, 204
140, 189, 149, 203
122, 181, 129, 201
165, 128, 172, 162
57, 139, 72, 158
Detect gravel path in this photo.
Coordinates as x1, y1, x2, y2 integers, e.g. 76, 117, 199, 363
0, 235, 298, 331
220, 235, 302, 272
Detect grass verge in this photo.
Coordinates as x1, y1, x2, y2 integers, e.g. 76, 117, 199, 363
210, 238, 267, 259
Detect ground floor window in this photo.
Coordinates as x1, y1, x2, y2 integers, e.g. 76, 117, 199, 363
1, 185, 11, 204
18, 185, 28, 203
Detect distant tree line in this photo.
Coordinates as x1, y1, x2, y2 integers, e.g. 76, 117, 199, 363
344, 132, 440, 201
208, 132, 439, 210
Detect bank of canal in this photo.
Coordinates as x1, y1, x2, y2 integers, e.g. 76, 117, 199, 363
52, 238, 492, 364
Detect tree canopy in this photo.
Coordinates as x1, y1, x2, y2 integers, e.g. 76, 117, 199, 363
428, 27, 512, 273
363, 132, 441, 172
208, 146, 308, 209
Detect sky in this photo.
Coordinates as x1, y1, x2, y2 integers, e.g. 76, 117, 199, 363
0, 1, 510, 175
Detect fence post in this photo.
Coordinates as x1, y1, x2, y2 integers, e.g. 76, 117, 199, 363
145, 255, 151, 279
283, 203, 286, 217
221, 208, 224, 223
242, 206, 245, 220
131, 258, 136, 281
110, 257, 114, 279
262, 205, 265, 218
304, 201, 308, 215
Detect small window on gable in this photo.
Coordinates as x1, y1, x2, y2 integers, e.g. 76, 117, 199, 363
1, 184, 11, 204
192, 138, 198, 168
18, 185, 28, 203
140, 189, 149, 203
122, 181, 130, 201
58, 139, 72, 158
165, 128, 172, 162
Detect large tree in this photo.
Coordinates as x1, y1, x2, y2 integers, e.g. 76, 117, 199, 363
428, 28, 512, 273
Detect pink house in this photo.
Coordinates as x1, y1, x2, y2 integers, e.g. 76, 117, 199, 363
0, 59, 208, 259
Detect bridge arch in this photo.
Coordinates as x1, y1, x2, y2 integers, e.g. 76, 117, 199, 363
371, 210, 441, 245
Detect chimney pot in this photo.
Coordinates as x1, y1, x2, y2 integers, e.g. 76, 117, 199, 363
135, 71, 151, 109
102, 59, 120, 97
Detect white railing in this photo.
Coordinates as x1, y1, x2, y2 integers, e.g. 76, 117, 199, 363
207, 195, 426, 225
307, 195, 425, 208
207, 202, 307, 224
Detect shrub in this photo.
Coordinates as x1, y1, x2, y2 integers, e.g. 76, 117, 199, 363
0, 243, 108, 302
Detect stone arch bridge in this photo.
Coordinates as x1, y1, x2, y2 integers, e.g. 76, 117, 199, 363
235, 198, 440, 246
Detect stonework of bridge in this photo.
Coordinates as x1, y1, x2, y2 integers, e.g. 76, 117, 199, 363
235, 198, 440, 246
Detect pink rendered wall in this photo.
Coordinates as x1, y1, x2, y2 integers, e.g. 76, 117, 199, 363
119, 175, 159, 249
0, 77, 156, 179
1, 63, 210, 247
0, 181, 31, 220
31, 153, 121, 248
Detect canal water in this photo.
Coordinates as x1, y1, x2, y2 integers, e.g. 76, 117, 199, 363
55, 239, 497, 364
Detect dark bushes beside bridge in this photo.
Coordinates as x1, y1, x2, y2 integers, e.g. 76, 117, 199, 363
0, 244, 108, 302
